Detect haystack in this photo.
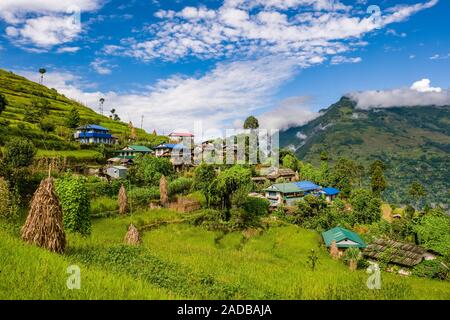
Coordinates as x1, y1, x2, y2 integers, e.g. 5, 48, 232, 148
124, 224, 141, 245
160, 175, 168, 207
118, 184, 128, 215
330, 240, 339, 259
21, 177, 66, 253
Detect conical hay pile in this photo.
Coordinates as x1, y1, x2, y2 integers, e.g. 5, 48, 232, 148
124, 224, 141, 245
21, 177, 66, 253
160, 175, 168, 207
118, 184, 128, 215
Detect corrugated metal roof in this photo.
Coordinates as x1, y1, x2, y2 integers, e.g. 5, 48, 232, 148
322, 187, 340, 196
76, 124, 109, 131
322, 227, 366, 248
169, 132, 194, 137
128, 145, 152, 152
295, 181, 321, 191
264, 183, 302, 193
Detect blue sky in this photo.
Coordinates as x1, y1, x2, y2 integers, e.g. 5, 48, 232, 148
0, 0, 449, 135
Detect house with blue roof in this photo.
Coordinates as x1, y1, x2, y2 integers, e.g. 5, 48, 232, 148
154, 143, 194, 170
263, 180, 340, 206
74, 125, 117, 144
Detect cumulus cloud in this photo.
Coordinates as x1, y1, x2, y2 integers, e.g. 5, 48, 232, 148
105, 0, 436, 64
349, 79, 450, 109
1, 0, 102, 48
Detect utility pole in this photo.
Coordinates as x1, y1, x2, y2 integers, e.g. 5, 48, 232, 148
140, 114, 144, 130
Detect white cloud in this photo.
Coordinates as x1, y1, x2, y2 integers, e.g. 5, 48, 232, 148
90, 58, 115, 75
6, 15, 81, 47
106, 0, 436, 63
349, 79, 450, 109
330, 56, 362, 65
410, 79, 442, 93
56, 46, 81, 53
258, 95, 319, 130
15, 57, 302, 132
1, 0, 102, 48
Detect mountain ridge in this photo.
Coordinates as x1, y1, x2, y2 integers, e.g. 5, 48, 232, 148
280, 96, 450, 206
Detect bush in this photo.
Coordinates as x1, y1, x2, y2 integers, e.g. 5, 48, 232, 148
413, 258, 449, 281
243, 197, 270, 217
3, 137, 37, 167
0, 177, 11, 219
129, 155, 173, 186
169, 177, 193, 196
128, 186, 160, 207
55, 174, 91, 235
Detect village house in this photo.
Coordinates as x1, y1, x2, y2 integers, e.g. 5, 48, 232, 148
363, 239, 437, 268
155, 143, 194, 171
322, 227, 367, 257
168, 132, 195, 146
106, 165, 128, 179
266, 168, 298, 182
115, 145, 152, 159
108, 145, 152, 166
264, 181, 338, 206
74, 124, 117, 144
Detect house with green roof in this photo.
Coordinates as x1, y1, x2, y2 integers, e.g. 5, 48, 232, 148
322, 227, 366, 249
263, 181, 339, 206
115, 145, 153, 159
264, 183, 306, 206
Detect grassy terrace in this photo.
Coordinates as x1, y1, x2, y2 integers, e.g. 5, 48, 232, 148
2, 208, 449, 300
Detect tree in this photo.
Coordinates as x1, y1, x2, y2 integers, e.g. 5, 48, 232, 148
99, 97, 105, 115
370, 164, 387, 197
349, 188, 381, 225
110, 108, 121, 121
55, 174, 91, 235
3, 137, 37, 167
193, 162, 217, 207
0, 93, 8, 116
414, 209, 450, 256
409, 181, 426, 209
307, 249, 319, 271
243, 116, 259, 130
66, 107, 80, 128
282, 154, 299, 172
328, 158, 361, 198
129, 155, 173, 186
39, 68, 46, 85
39, 118, 56, 133
216, 165, 252, 216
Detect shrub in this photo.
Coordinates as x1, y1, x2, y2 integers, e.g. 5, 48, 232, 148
243, 197, 270, 217
413, 258, 449, 281
3, 137, 37, 167
55, 174, 91, 235
128, 186, 160, 207
168, 177, 193, 196
0, 177, 11, 219
129, 155, 173, 186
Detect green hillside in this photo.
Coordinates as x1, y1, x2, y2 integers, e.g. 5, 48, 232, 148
0, 69, 162, 162
280, 97, 450, 206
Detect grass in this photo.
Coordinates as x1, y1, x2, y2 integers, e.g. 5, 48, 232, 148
37, 149, 103, 160
1, 208, 449, 300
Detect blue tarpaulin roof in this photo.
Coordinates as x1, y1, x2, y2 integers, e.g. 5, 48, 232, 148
294, 181, 320, 191
322, 187, 340, 196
